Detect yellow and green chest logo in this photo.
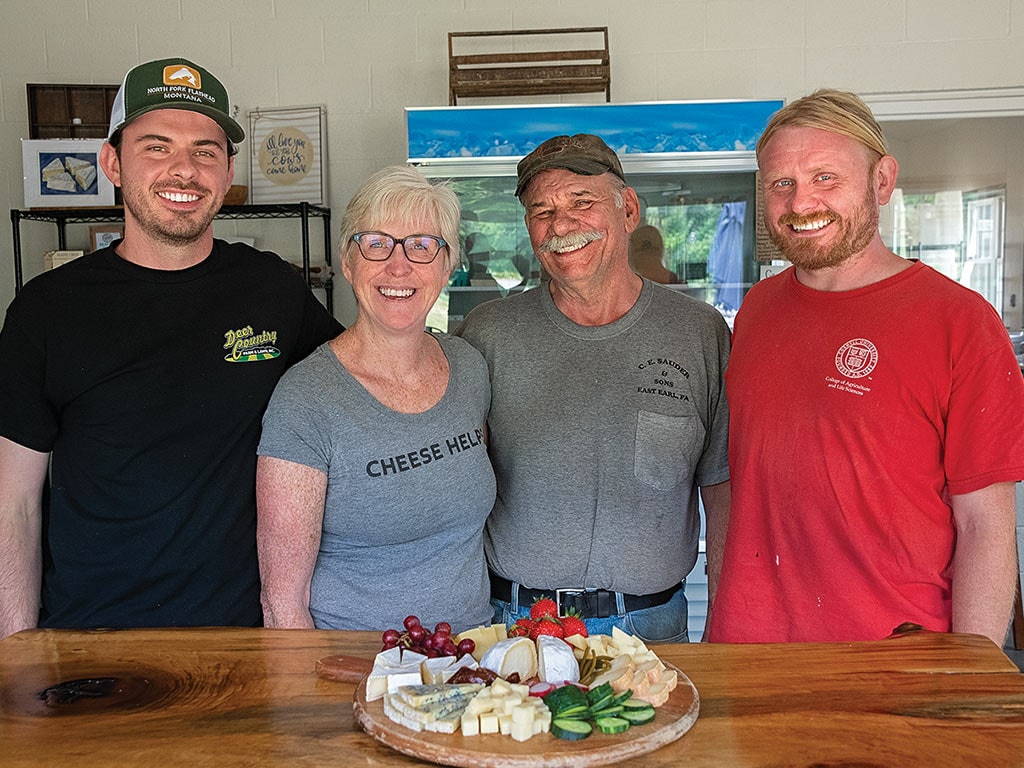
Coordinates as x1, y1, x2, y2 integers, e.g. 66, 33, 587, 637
224, 325, 281, 363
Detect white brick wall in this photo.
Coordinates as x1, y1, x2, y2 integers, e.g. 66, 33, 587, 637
3, 0, 1024, 322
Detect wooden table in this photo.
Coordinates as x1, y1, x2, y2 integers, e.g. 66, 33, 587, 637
2, 627, 1023, 766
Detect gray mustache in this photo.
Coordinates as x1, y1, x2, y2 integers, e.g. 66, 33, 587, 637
539, 230, 604, 253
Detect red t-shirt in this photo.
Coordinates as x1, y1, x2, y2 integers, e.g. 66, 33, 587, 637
709, 261, 1024, 642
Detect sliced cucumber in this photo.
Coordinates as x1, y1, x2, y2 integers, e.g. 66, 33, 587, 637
591, 704, 624, 718
551, 718, 593, 741
587, 693, 614, 712
622, 697, 653, 711
553, 703, 590, 719
586, 682, 614, 704
611, 689, 634, 707
544, 686, 590, 719
594, 716, 630, 735
620, 706, 656, 725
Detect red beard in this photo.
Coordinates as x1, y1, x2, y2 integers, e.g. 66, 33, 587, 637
767, 186, 879, 271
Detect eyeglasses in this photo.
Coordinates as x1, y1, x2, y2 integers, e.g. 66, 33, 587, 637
351, 231, 448, 264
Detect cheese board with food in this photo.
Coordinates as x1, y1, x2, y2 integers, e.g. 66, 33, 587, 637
347, 616, 700, 768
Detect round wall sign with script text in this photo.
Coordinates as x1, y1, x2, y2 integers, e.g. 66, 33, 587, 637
258, 127, 313, 186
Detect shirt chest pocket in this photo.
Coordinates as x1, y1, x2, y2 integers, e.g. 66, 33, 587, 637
634, 410, 705, 491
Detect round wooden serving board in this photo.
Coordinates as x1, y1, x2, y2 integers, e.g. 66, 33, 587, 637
353, 663, 699, 768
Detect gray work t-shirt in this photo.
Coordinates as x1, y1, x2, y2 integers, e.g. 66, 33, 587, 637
457, 279, 730, 595
258, 334, 496, 632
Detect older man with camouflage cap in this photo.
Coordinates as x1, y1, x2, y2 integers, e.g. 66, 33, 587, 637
0, 58, 341, 637
456, 133, 731, 640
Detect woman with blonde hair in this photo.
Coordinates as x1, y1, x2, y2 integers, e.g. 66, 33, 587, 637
256, 165, 495, 632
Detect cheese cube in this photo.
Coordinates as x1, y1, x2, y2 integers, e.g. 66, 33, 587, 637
510, 720, 533, 742
499, 697, 521, 715
479, 712, 499, 734
511, 704, 534, 725
499, 714, 514, 735
465, 696, 494, 717
461, 712, 480, 737
509, 683, 530, 699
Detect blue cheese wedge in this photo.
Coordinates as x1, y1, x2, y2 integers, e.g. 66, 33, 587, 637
397, 684, 483, 708
383, 683, 484, 734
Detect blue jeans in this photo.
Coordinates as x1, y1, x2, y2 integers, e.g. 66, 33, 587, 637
490, 582, 689, 644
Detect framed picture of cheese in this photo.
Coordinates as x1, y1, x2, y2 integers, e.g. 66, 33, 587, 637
22, 138, 115, 208
89, 225, 123, 251
248, 105, 326, 205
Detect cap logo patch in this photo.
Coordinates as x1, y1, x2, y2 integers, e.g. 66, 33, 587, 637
164, 65, 201, 89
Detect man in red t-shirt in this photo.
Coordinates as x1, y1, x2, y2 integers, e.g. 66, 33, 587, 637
708, 89, 1024, 645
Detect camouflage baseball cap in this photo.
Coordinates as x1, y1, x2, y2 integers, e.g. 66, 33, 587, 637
108, 58, 245, 143
515, 133, 625, 198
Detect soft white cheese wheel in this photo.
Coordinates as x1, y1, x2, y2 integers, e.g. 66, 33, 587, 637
537, 635, 580, 684
479, 637, 537, 681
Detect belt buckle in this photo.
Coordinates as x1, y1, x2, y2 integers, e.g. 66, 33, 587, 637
555, 588, 586, 616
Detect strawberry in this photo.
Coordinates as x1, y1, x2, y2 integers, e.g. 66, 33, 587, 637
559, 609, 588, 638
529, 595, 558, 621
508, 617, 534, 638
529, 616, 564, 641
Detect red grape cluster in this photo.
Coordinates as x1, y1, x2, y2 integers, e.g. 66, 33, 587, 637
381, 615, 476, 659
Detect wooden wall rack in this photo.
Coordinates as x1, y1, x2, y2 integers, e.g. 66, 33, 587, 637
448, 27, 610, 105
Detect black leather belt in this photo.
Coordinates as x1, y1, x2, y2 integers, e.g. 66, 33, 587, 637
489, 573, 682, 619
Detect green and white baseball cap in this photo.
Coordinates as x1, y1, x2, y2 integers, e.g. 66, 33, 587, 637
108, 57, 245, 144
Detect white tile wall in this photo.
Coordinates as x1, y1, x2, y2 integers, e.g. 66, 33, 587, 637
2, 0, 1023, 321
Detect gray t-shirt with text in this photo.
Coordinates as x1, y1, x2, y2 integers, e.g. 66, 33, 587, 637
258, 334, 495, 632
456, 280, 730, 595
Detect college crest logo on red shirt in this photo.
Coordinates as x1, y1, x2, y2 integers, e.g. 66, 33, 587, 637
835, 338, 878, 378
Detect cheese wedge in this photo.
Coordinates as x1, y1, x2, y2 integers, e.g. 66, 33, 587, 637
45, 172, 76, 192
72, 163, 96, 190
479, 637, 537, 681
564, 633, 588, 651
41, 157, 65, 180
455, 624, 502, 661
365, 648, 428, 701
397, 683, 483, 707
537, 634, 580, 684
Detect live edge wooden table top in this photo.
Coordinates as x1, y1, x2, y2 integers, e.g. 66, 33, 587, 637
2, 627, 1023, 767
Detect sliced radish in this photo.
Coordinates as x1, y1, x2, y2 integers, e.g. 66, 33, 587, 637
528, 682, 556, 697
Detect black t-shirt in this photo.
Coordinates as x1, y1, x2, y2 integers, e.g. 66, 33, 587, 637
0, 241, 342, 629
